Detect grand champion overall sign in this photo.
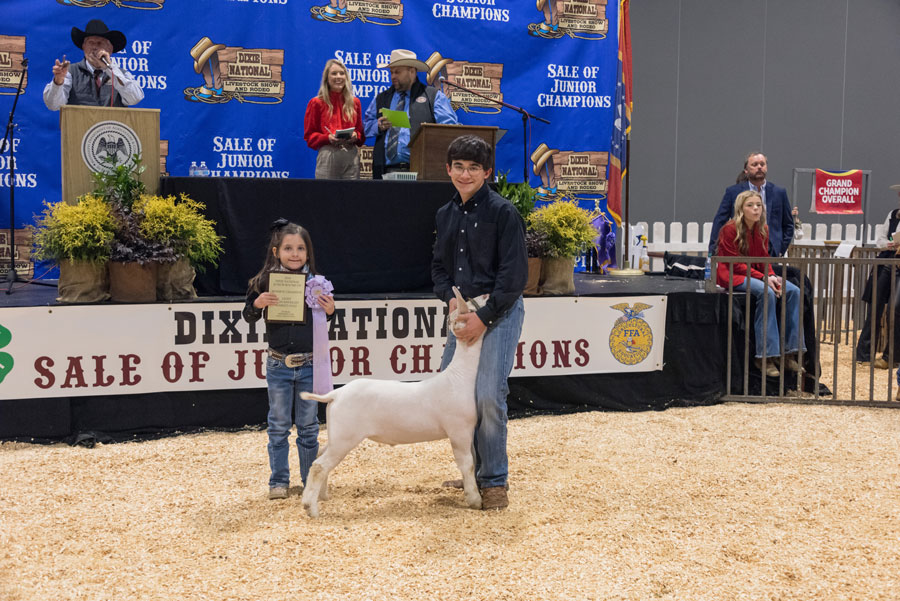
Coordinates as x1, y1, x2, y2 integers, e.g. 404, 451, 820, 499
813, 168, 863, 214
0, 296, 666, 400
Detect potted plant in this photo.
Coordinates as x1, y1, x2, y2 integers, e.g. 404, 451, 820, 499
31, 195, 116, 303
528, 199, 599, 295
495, 171, 536, 222
524, 228, 549, 296
138, 193, 224, 301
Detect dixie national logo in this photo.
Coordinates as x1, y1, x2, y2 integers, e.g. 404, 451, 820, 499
56, 0, 164, 9
81, 120, 142, 173
425, 52, 503, 115
608, 302, 653, 366
530, 143, 608, 200
0, 35, 27, 96
185, 38, 285, 104
529, 0, 609, 40
310, 0, 404, 25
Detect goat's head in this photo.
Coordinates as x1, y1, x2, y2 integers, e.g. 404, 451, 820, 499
449, 287, 488, 347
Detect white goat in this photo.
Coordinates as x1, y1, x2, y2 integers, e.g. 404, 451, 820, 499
298, 287, 484, 518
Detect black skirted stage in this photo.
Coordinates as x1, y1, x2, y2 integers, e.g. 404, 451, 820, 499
2, 178, 735, 443
1, 275, 728, 443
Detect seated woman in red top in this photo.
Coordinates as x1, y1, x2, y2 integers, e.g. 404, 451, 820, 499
716, 190, 805, 377
303, 59, 366, 179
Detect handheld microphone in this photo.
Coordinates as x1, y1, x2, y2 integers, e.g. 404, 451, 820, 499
438, 76, 446, 83
99, 55, 112, 69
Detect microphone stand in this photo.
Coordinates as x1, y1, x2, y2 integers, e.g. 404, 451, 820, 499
2, 58, 27, 294
439, 77, 550, 183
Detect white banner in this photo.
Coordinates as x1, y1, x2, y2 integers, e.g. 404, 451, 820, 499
0, 296, 666, 400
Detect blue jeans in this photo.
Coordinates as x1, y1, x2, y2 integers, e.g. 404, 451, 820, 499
440, 296, 525, 489
736, 277, 806, 358
265, 358, 318, 488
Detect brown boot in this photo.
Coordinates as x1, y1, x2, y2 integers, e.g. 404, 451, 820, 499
480, 486, 509, 510
755, 357, 779, 378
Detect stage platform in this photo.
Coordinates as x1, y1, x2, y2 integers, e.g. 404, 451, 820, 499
0, 272, 727, 443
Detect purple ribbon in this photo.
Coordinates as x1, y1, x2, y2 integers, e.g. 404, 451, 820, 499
305, 275, 334, 394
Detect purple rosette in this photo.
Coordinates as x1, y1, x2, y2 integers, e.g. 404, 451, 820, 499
305, 275, 334, 394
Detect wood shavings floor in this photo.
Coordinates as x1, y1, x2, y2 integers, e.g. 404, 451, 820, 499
2, 403, 898, 600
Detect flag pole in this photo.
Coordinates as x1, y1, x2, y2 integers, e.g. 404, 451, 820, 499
608, 134, 641, 275
606, 0, 640, 276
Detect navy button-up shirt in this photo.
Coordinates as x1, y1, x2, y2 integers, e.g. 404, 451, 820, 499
432, 182, 527, 327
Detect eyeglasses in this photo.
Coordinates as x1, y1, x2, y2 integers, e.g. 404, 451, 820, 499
450, 164, 485, 175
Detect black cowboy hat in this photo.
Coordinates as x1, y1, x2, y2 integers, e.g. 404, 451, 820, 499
71, 20, 127, 54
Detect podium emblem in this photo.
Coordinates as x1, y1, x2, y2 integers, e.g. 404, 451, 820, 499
80, 120, 142, 172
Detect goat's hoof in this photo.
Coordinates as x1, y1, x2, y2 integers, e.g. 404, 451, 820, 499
303, 502, 319, 518
466, 495, 483, 509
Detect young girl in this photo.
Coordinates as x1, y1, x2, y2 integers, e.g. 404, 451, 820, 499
243, 219, 335, 500
716, 190, 805, 377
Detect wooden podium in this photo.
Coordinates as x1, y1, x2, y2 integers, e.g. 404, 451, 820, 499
60, 105, 160, 204
409, 123, 500, 181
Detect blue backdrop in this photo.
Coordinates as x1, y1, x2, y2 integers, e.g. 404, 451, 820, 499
2, 0, 619, 256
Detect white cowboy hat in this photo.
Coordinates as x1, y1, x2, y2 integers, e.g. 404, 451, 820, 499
890, 184, 900, 191
377, 49, 428, 71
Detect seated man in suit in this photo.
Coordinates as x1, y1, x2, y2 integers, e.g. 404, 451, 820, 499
362, 49, 457, 179
43, 19, 144, 111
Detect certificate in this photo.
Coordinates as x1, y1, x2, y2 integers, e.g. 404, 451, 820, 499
266, 272, 307, 323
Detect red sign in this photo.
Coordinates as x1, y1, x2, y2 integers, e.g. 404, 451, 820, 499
813, 169, 863, 214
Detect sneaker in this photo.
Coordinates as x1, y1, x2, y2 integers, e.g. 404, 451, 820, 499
268, 486, 288, 500
480, 486, 509, 510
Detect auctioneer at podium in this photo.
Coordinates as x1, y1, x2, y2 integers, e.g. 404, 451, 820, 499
59, 105, 160, 204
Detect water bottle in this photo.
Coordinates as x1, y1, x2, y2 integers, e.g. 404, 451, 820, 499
189, 161, 198, 177
703, 254, 715, 292
199, 161, 209, 177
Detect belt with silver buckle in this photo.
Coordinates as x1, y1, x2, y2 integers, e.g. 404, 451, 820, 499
267, 349, 313, 368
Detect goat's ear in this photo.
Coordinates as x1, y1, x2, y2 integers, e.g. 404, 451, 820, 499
452, 286, 469, 314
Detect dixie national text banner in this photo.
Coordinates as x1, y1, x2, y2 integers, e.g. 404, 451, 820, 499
0, 296, 666, 400
3, 0, 623, 256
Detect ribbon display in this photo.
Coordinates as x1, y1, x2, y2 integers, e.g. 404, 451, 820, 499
305, 275, 334, 394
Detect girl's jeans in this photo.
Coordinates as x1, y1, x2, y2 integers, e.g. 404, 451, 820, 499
735, 278, 806, 358
265, 358, 318, 488
440, 296, 525, 489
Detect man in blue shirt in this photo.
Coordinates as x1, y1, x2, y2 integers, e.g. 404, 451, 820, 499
363, 49, 458, 179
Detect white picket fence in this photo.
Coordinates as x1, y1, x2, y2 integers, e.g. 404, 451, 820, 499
633, 221, 885, 271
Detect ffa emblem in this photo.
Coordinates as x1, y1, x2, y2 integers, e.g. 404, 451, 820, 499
609, 302, 653, 365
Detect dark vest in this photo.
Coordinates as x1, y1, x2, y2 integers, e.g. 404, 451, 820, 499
66, 59, 126, 108
877, 209, 900, 259
372, 79, 438, 179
